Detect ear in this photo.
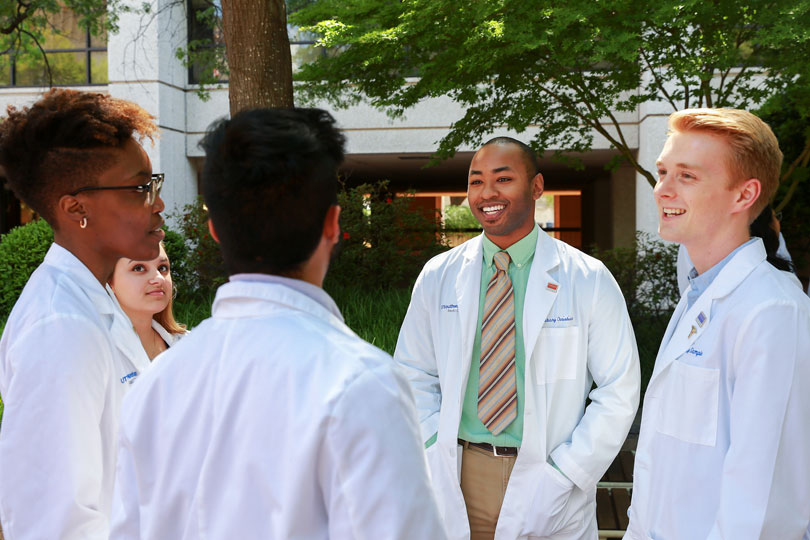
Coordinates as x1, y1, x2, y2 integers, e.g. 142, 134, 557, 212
531, 172, 545, 200
57, 194, 87, 228
733, 178, 761, 216
207, 219, 220, 244
323, 204, 341, 245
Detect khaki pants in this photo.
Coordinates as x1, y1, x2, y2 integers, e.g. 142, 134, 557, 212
459, 443, 518, 540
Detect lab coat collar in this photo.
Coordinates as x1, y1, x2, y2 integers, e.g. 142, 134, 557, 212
212, 278, 348, 334
44, 243, 116, 317
44, 243, 151, 368
523, 228, 562, 366
650, 239, 766, 384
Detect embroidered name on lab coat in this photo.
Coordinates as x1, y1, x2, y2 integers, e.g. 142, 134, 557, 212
440, 304, 459, 312
685, 347, 703, 357
120, 371, 138, 384
544, 316, 574, 324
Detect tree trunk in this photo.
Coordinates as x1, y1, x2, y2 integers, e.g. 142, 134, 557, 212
221, 0, 294, 114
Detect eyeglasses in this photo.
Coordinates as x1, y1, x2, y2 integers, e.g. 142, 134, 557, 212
69, 173, 164, 206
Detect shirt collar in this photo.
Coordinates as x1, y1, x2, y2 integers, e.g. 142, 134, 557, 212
228, 273, 343, 321
686, 238, 756, 309
482, 224, 538, 269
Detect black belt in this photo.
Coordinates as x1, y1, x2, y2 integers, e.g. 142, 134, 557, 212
458, 438, 518, 457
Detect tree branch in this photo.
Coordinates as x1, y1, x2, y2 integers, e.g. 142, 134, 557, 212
775, 140, 810, 213
0, 1, 32, 35
20, 27, 52, 87
639, 47, 679, 110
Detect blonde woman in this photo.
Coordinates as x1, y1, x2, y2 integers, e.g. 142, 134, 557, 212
110, 242, 186, 359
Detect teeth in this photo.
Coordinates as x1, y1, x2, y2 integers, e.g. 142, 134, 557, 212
663, 208, 686, 216
482, 204, 505, 213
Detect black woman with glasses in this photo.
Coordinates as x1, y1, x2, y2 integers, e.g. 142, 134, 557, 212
0, 89, 163, 540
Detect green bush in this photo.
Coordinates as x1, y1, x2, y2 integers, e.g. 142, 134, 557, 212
444, 205, 481, 230
327, 181, 448, 289
168, 196, 227, 297
0, 219, 53, 318
591, 232, 680, 391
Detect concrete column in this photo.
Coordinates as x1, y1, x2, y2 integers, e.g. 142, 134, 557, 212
107, 0, 198, 225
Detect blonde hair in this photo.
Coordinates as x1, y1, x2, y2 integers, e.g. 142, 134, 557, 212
153, 293, 186, 335
668, 108, 782, 216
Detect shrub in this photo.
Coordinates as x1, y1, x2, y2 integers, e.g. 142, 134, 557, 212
591, 232, 680, 391
168, 196, 227, 297
326, 181, 448, 289
444, 205, 481, 230
0, 219, 53, 318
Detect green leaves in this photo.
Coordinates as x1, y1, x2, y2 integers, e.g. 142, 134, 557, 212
292, 0, 810, 187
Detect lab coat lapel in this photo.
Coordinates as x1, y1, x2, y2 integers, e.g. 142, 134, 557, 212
453, 236, 483, 409
649, 240, 765, 387
108, 285, 151, 370
523, 230, 561, 363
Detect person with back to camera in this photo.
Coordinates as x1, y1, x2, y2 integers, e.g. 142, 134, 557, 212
0, 89, 164, 539
110, 242, 187, 359
109, 107, 447, 540
625, 108, 810, 539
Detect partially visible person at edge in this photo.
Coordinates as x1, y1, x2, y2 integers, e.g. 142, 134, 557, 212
394, 136, 640, 540
109, 107, 447, 539
676, 204, 806, 294
625, 108, 810, 539
0, 89, 164, 540
110, 241, 186, 360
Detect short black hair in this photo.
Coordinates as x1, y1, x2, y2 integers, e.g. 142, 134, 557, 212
0, 89, 156, 225
199, 107, 346, 276
482, 136, 539, 178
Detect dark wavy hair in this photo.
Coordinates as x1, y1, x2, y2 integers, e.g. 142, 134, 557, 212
0, 89, 156, 225
199, 107, 345, 276
750, 204, 794, 273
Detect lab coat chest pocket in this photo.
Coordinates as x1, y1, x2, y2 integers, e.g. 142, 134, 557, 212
534, 326, 579, 385
656, 360, 719, 446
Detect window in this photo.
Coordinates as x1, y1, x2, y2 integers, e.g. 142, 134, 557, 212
0, 7, 107, 88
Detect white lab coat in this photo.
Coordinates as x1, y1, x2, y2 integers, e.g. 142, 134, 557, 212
0, 243, 151, 540
395, 229, 640, 540
110, 276, 446, 540
676, 238, 805, 294
626, 239, 810, 540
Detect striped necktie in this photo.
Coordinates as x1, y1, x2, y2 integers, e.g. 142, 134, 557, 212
478, 251, 517, 435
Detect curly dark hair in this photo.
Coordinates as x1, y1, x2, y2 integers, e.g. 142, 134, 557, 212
0, 89, 157, 225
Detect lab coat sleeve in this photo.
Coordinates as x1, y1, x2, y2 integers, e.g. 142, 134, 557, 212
0, 316, 111, 540
109, 424, 140, 540
549, 269, 641, 491
707, 301, 810, 539
393, 270, 442, 444
320, 363, 447, 540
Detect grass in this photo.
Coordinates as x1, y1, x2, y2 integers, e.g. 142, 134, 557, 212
173, 283, 412, 356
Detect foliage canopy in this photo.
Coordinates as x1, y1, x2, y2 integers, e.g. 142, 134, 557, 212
291, 0, 810, 187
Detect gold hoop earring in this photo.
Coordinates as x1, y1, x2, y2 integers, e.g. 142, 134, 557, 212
80, 217, 87, 229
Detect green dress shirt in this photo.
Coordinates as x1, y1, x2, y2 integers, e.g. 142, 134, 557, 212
424, 226, 538, 449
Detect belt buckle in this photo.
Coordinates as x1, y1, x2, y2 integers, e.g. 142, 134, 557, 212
493, 445, 514, 457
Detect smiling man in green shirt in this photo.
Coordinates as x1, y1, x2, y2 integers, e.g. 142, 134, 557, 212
395, 137, 640, 540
